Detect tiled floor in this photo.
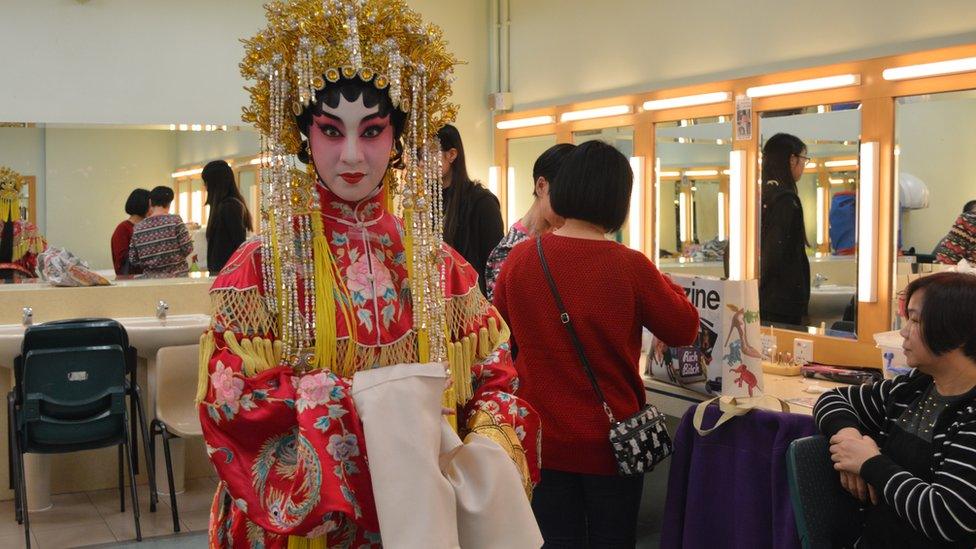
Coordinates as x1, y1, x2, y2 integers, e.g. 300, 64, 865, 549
0, 476, 217, 548
0, 469, 670, 548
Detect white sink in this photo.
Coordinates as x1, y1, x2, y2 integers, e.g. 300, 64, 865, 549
0, 324, 26, 369
117, 314, 211, 359
808, 284, 857, 326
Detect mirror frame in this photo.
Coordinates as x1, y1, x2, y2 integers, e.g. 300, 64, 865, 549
493, 42, 976, 369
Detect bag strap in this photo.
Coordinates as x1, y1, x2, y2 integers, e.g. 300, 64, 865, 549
692, 395, 791, 436
536, 237, 616, 424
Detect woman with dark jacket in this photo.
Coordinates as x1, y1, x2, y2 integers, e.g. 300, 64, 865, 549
438, 124, 504, 295
815, 272, 976, 548
202, 160, 252, 273
760, 133, 810, 327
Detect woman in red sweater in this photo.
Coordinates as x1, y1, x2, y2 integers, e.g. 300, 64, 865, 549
493, 140, 699, 547
110, 188, 150, 275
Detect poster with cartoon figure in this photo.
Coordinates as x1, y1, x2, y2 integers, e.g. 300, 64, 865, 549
647, 275, 763, 398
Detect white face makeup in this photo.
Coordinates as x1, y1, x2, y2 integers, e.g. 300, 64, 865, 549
308, 94, 395, 203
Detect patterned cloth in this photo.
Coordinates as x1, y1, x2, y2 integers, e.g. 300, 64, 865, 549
200, 186, 541, 547
484, 221, 529, 302
934, 211, 976, 265
128, 213, 192, 277
0, 220, 46, 277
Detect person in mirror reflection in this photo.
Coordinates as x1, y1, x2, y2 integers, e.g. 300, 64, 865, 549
934, 200, 976, 265
202, 160, 252, 274
128, 186, 192, 278
439, 124, 505, 296
814, 272, 976, 547
493, 140, 700, 548
484, 143, 575, 301
0, 166, 47, 280
759, 133, 810, 327
110, 188, 149, 276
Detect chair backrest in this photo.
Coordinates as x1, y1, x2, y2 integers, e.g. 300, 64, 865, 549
786, 436, 861, 549
19, 344, 128, 452
155, 344, 201, 426
17, 318, 133, 395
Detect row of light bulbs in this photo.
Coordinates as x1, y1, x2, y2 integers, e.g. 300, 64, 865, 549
168, 124, 229, 132
497, 55, 976, 129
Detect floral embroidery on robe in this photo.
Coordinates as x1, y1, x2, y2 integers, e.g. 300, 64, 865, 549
199, 187, 540, 548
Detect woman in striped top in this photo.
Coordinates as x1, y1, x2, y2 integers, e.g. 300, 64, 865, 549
814, 271, 976, 547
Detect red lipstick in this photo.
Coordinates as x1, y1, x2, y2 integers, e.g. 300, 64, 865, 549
340, 172, 365, 184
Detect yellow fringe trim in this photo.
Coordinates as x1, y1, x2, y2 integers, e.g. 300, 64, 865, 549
287, 534, 327, 549
0, 197, 19, 223
310, 212, 356, 375
11, 228, 44, 262
195, 331, 216, 404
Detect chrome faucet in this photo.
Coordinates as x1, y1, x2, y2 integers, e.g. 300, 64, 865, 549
21, 307, 32, 327
156, 300, 169, 320
813, 273, 829, 288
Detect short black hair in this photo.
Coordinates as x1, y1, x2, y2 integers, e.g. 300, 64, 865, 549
964, 199, 976, 214
124, 188, 150, 216
531, 143, 576, 197
149, 186, 175, 209
549, 140, 632, 233
904, 272, 976, 361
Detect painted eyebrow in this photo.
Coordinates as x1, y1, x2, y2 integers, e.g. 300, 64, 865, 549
315, 111, 387, 125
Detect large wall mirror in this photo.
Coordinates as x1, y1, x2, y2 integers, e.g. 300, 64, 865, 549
0, 123, 260, 279
758, 103, 861, 337
505, 134, 557, 227
654, 116, 731, 276
572, 126, 636, 247
892, 89, 976, 327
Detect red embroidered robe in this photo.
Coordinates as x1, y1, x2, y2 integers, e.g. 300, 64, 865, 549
199, 185, 540, 548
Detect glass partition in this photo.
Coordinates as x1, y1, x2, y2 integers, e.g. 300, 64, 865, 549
505, 134, 558, 227
757, 103, 861, 337
0, 123, 260, 279
654, 116, 732, 277
572, 127, 636, 247
892, 89, 976, 327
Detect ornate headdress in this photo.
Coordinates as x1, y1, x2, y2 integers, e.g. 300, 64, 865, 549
240, 0, 458, 369
0, 166, 24, 223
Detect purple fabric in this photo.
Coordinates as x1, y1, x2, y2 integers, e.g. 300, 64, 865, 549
660, 404, 816, 549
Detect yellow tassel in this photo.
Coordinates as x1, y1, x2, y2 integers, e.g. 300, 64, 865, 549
224, 332, 258, 376
195, 331, 216, 404
310, 212, 356, 375
286, 535, 327, 549
477, 327, 490, 358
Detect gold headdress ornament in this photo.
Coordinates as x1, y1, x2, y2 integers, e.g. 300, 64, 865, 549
241, 0, 458, 370
0, 166, 24, 223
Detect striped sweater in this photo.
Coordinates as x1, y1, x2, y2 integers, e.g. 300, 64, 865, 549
814, 369, 976, 545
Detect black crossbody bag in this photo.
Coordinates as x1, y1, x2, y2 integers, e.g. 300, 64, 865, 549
536, 237, 672, 475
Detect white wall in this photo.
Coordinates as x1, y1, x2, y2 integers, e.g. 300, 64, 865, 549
45, 129, 176, 270
174, 130, 261, 167
0, 0, 491, 190
410, 0, 492, 183
508, 0, 976, 109
897, 96, 976, 252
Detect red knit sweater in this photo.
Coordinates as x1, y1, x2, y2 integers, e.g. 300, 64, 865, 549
493, 234, 699, 475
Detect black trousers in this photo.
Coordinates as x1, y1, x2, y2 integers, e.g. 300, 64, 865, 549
531, 468, 644, 548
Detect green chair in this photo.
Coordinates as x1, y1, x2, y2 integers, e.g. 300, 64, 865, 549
786, 435, 862, 549
8, 321, 150, 547
9, 318, 156, 510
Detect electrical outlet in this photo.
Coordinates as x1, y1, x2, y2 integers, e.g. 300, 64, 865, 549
793, 338, 814, 365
